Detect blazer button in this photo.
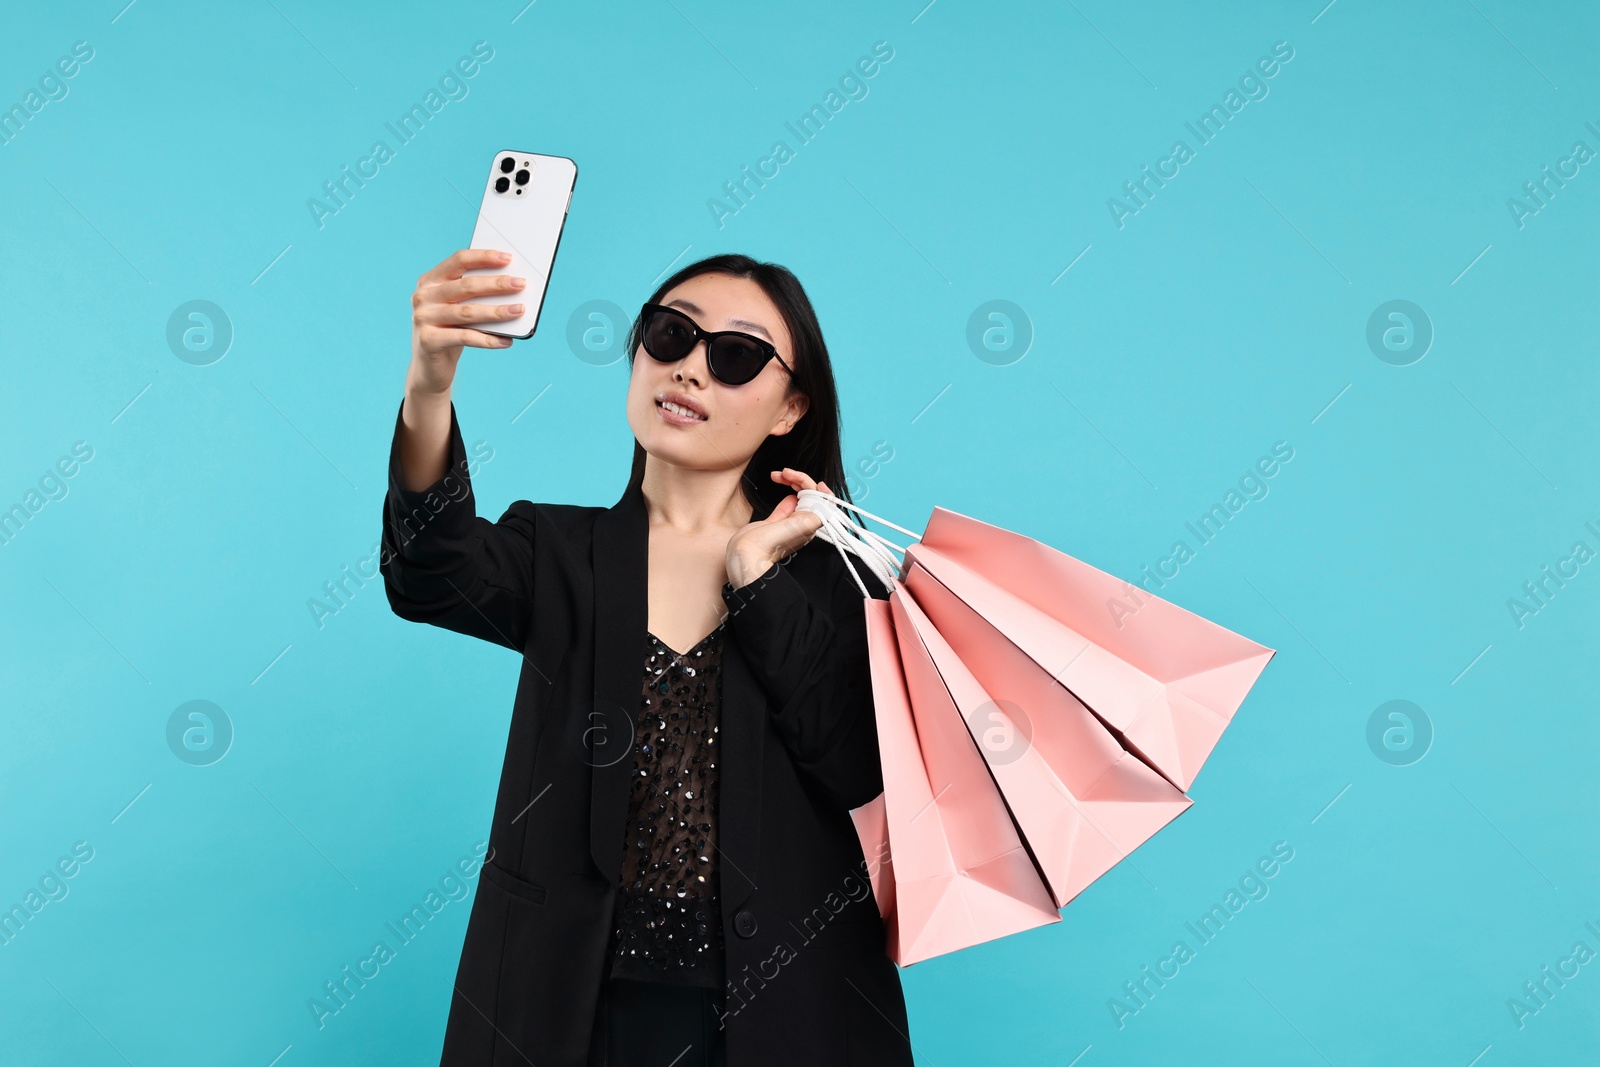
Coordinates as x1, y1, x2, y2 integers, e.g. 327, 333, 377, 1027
733, 909, 758, 938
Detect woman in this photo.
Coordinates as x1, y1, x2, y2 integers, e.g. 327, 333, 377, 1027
382, 248, 915, 1066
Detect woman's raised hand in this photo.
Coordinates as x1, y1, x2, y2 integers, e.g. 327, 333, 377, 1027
408, 248, 527, 395
397, 249, 526, 491
724, 468, 833, 590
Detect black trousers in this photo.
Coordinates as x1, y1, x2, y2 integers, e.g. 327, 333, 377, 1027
588, 976, 728, 1066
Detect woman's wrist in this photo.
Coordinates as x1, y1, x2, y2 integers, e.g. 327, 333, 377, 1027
725, 551, 775, 591
405, 361, 454, 405
398, 377, 456, 493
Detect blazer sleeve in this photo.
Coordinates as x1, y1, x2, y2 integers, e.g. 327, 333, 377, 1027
379, 396, 536, 653
720, 550, 890, 813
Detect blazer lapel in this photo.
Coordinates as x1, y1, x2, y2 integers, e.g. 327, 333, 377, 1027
587, 477, 768, 916
589, 480, 648, 880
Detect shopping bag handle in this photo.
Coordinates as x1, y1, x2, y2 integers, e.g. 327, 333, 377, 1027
794, 488, 922, 600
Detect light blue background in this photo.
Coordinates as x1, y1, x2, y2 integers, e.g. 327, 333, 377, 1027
2, 1, 1596, 1063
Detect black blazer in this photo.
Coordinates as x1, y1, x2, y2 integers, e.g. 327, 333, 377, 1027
378, 399, 915, 1066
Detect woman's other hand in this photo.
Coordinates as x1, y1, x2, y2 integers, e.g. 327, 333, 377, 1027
724, 468, 831, 590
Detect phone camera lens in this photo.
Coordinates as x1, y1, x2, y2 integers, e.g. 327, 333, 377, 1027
499, 156, 515, 174
495, 176, 510, 193
514, 168, 530, 186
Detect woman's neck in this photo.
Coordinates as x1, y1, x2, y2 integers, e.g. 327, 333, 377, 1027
639, 455, 754, 534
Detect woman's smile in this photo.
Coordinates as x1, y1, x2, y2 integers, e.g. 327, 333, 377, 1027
656, 391, 709, 425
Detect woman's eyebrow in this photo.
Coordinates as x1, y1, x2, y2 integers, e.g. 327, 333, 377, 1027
665, 298, 774, 342
727, 318, 773, 341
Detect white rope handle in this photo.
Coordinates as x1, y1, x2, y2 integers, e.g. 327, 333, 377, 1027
795, 488, 921, 600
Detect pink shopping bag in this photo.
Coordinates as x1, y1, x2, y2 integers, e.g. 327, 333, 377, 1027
893, 566, 1193, 909
854, 595, 1060, 965
915, 508, 1275, 791
808, 486, 1276, 962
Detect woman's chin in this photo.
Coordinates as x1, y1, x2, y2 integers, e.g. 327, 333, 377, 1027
638, 434, 699, 466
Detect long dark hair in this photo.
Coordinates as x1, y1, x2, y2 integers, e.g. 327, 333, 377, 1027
623, 253, 852, 518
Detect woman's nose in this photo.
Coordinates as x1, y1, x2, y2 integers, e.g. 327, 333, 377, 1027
674, 341, 711, 385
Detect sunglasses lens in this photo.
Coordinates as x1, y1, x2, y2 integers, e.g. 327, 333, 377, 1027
642, 309, 695, 362
640, 306, 777, 385
707, 337, 769, 385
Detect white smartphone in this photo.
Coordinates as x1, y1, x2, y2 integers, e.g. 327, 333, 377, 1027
463, 149, 577, 340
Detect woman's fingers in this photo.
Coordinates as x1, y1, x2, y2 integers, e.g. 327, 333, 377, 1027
765, 483, 823, 546
407, 250, 519, 393
416, 324, 513, 351
417, 248, 511, 288
770, 467, 815, 490
769, 468, 831, 500
425, 272, 527, 305
777, 509, 823, 554
414, 300, 525, 327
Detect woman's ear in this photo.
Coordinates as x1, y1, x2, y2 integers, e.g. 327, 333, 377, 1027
771, 392, 810, 437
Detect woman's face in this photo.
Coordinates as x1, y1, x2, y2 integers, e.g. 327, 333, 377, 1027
626, 272, 809, 481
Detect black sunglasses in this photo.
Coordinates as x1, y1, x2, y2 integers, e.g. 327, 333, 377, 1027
638, 303, 793, 386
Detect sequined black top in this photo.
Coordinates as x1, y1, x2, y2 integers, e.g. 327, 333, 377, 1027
605, 623, 727, 989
